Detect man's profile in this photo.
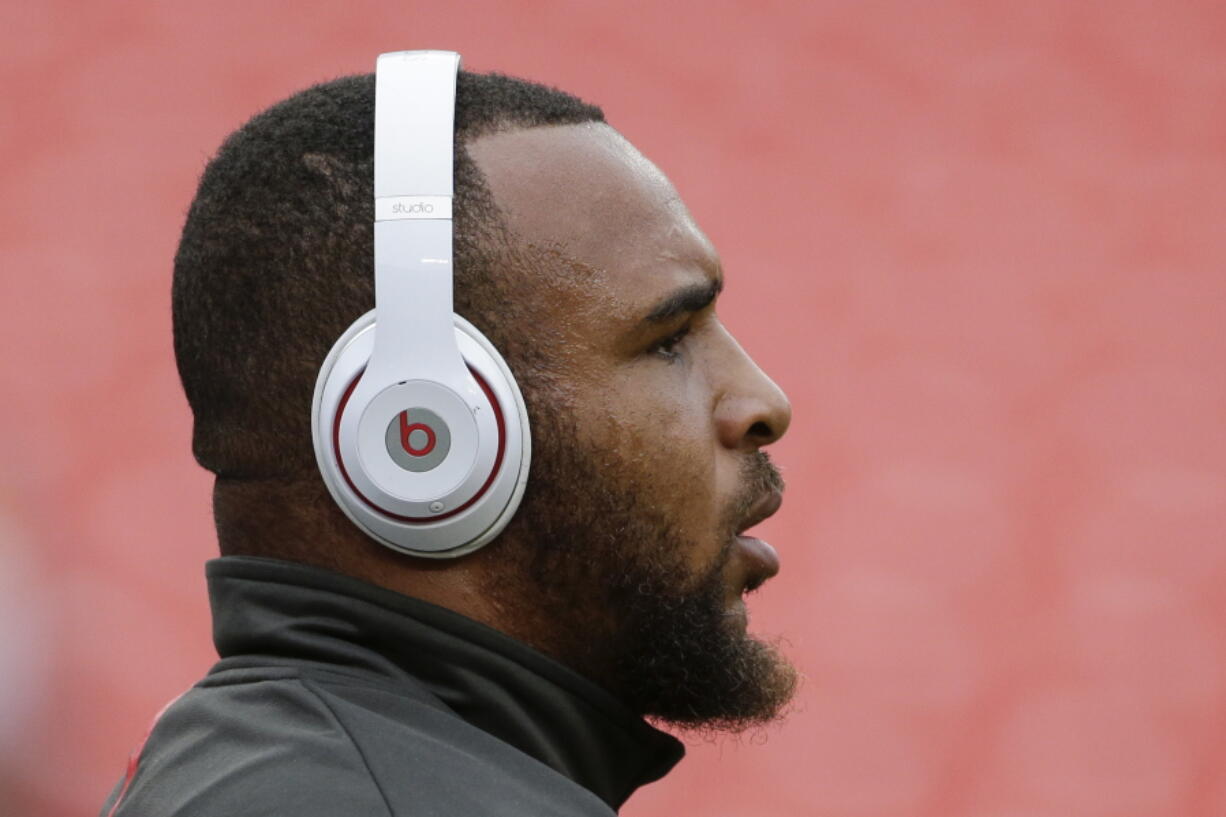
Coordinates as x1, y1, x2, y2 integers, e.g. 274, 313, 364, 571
103, 51, 797, 816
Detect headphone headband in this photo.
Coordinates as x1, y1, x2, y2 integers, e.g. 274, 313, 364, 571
374, 51, 459, 218
366, 51, 466, 387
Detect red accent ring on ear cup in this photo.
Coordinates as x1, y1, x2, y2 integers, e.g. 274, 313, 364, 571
332, 368, 508, 523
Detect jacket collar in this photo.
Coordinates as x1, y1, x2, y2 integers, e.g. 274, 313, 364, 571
206, 556, 684, 810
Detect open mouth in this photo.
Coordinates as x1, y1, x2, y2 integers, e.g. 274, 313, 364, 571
733, 489, 784, 594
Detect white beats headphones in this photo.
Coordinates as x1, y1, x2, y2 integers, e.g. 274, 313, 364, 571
311, 51, 532, 558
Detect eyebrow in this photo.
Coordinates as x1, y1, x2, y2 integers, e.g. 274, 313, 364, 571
642, 277, 724, 324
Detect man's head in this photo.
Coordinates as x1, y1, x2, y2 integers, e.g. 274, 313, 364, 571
174, 69, 797, 731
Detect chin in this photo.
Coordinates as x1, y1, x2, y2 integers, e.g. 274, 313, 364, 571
721, 597, 748, 624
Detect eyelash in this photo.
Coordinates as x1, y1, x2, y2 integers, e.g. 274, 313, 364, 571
651, 325, 691, 362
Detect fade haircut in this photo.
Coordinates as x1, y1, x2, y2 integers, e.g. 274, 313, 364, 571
173, 71, 604, 481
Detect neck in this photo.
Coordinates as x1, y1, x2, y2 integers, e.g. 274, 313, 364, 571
206, 555, 686, 808
211, 476, 582, 683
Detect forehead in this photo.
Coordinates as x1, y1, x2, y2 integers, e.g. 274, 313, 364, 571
466, 123, 720, 295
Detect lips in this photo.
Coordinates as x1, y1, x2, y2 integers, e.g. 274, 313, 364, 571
734, 489, 784, 591
736, 489, 783, 537
735, 535, 780, 592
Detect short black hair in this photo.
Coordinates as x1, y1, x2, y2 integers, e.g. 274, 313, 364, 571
173, 70, 604, 480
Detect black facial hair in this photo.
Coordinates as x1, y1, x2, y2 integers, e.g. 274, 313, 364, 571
484, 401, 799, 732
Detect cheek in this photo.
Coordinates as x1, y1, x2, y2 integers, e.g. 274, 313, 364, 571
580, 372, 721, 528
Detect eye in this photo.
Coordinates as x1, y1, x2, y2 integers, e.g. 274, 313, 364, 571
650, 325, 691, 362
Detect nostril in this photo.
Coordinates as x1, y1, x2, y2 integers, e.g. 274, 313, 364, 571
747, 420, 773, 441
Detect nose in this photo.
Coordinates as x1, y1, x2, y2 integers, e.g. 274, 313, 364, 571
713, 329, 792, 451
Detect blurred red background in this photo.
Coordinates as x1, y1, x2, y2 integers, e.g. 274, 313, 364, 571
2, 1, 1225, 815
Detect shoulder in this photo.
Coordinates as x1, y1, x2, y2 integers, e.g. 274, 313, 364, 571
105, 670, 392, 817
105, 669, 613, 817
308, 675, 616, 816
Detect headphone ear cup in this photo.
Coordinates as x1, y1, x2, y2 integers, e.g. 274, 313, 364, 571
312, 310, 531, 558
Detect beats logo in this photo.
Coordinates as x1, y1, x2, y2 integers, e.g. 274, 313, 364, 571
385, 408, 450, 472
400, 414, 436, 456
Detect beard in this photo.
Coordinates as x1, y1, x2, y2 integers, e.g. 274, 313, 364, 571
483, 400, 799, 733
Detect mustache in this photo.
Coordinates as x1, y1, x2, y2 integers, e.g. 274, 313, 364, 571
747, 450, 785, 497
726, 451, 786, 530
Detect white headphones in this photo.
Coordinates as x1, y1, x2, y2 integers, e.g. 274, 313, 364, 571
311, 51, 532, 558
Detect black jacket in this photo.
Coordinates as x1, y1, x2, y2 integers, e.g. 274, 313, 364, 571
100, 556, 684, 816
